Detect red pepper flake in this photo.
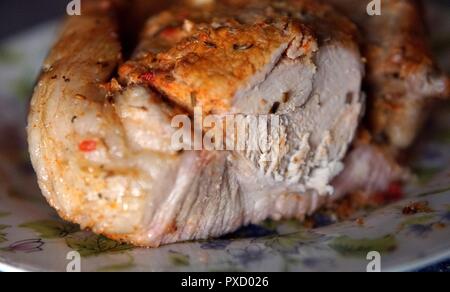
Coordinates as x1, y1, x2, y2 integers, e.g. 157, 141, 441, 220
372, 182, 404, 205
386, 182, 404, 201
140, 72, 156, 83
79, 140, 97, 152
199, 34, 210, 42
159, 27, 179, 40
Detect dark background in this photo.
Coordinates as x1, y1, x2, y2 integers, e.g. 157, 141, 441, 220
0, 0, 449, 40
0, 0, 448, 272
0, 0, 67, 40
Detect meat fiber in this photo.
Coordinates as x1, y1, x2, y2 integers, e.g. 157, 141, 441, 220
120, 0, 365, 197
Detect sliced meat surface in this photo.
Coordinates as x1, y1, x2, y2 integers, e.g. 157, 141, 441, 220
121, 0, 364, 196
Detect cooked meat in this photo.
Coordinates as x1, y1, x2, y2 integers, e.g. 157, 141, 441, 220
332, 131, 408, 199
28, 0, 366, 246
120, 0, 364, 195
326, 0, 450, 149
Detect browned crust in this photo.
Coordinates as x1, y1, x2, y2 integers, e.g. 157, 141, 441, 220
119, 20, 313, 113
118, 0, 360, 114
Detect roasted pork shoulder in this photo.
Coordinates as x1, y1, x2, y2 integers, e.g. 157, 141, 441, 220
27, 0, 447, 247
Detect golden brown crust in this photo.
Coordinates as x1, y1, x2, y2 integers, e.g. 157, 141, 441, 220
118, 0, 359, 114
120, 20, 310, 113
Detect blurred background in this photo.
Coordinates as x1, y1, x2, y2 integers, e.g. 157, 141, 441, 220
0, 0, 448, 72
0, 0, 448, 40
0, 0, 67, 39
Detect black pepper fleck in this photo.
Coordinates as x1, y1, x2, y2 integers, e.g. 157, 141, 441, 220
269, 102, 281, 114
282, 92, 291, 103
204, 41, 217, 49
96, 61, 109, 68
346, 92, 354, 104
